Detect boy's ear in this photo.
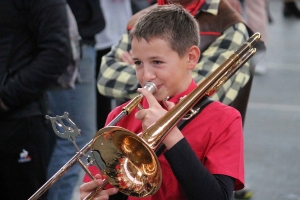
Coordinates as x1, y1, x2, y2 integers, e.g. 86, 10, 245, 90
187, 45, 201, 70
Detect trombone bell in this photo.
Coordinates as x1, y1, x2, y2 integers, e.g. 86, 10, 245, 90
91, 126, 161, 197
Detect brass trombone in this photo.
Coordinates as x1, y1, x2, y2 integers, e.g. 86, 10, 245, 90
28, 32, 261, 200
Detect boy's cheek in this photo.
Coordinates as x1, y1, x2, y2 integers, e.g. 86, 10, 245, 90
136, 70, 144, 82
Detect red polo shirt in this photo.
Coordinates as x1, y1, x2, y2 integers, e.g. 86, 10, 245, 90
84, 80, 244, 200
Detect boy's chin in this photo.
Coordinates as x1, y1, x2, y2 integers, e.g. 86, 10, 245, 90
153, 94, 165, 103
154, 94, 170, 104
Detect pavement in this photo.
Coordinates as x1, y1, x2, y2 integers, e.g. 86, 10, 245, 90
241, 0, 300, 199
72, 0, 300, 199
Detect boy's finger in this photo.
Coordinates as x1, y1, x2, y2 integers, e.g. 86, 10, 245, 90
164, 100, 175, 111
137, 88, 158, 107
135, 109, 147, 121
80, 179, 102, 192
106, 188, 119, 196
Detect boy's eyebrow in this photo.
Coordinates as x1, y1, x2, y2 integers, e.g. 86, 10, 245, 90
132, 56, 163, 60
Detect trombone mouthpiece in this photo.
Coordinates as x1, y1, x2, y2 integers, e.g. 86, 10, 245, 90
144, 82, 157, 94
121, 82, 157, 115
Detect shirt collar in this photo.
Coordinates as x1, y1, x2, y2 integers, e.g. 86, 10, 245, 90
167, 80, 197, 104
157, 0, 205, 16
198, 0, 220, 16
157, 0, 220, 16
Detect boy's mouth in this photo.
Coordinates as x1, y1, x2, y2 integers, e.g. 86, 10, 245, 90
156, 84, 163, 90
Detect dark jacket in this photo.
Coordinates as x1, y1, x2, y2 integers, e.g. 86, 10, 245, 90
0, 0, 71, 119
67, 0, 105, 44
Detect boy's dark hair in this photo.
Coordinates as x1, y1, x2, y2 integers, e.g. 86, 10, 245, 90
130, 4, 200, 57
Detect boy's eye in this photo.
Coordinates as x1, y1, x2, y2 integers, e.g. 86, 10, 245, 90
134, 61, 142, 66
153, 60, 162, 65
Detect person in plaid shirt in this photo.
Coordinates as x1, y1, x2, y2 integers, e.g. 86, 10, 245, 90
97, 0, 254, 109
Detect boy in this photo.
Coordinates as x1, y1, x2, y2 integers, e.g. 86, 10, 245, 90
80, 4, 244, 200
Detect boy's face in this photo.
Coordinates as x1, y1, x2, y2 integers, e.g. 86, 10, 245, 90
131, 37, 195, 102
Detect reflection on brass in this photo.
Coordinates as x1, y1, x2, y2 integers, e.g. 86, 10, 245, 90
91, 126, 160, 197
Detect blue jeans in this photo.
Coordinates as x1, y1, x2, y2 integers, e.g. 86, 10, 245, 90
46, 45, 97, 200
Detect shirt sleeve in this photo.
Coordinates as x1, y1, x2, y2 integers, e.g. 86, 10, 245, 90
193, 22, 251, 105
164, 138, 235, 200
97, 30, 140, 101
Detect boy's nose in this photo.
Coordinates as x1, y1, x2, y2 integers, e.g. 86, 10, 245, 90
143, 66, 156, 81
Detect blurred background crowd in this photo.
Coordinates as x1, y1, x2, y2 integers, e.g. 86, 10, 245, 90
1, 0, 300, 200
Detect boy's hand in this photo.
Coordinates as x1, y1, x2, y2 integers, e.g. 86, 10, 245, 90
80, 174, 118, 200
120, 51, 134, 65
135, 87, 184, 149
135, 87, 171, 130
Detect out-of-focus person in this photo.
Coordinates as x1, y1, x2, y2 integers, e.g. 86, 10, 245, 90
46, 0, 105, 200
95, 0, 132, 129
0, 0, 71, 199
243, 0, 269, 75
97, 0, 257, 116
283, 0, 300, 18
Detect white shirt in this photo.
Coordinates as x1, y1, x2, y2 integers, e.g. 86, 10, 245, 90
95, 0, 132, 50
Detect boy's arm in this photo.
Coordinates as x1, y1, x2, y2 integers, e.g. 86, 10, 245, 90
164, 113, 244, 200
165, 138, 235, 200
97, 30, 140, 101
